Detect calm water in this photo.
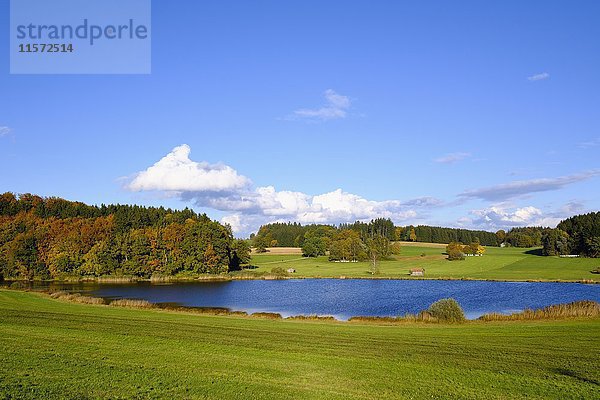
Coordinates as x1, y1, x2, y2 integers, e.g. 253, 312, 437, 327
40, 279, 600, 320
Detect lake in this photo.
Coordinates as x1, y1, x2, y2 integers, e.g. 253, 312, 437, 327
37, 279, 600, 320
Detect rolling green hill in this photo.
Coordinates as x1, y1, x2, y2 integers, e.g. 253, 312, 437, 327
0, 290, 598, 399
243, 245, 600, 282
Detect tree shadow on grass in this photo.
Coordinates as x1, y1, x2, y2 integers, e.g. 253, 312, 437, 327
524, 248, 544, 256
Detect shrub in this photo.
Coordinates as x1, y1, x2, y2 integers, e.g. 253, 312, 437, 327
49, 291, 69, 299
251, 312, 282, 319
286, 315, 336, 321
447, 248, 465, 261
446, 242, 465, 261
270, 267, 288, 276
72, 295, 105, 305
348, 313, 437, 323
110, 299, 154, 308
427, 298, 465, 322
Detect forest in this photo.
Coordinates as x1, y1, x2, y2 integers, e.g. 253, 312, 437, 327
0, 193, 250, 280
254, 216, 600, 259
1, 193, 598, 281
542, 212, 600, 257
253, 220, 500, 248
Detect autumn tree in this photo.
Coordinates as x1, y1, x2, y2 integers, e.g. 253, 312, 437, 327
446, 242, 465, 261
203, 243, 221, 273
409, 227, 417, 242
495, 230, 506, 246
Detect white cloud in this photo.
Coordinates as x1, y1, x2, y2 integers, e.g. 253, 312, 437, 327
578, 137, 600, 149
434, 152, 471, 164
460, 170, 600, 202
292, 89, 351, 121
221, 214, 244, 233
127, 144, 251, 193
126, 145, 425, 235
205, 187, 418, 233
462, 200, 589, 231
0, 126, 12, 137
468, 205, 561, 230
527, 72, 550, 81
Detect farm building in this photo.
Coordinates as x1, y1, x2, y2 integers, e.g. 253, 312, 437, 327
409, 268, 424, 277
287, 268, 296, 273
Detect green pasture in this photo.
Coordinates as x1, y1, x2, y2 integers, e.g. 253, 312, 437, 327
241, 246, 600, 282
0, 290, 599, 399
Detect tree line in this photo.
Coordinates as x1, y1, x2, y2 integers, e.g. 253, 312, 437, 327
253, 220, 499, 247
254, 214, 599, 259
542, 212, 600, 257
0, 193, 250, 280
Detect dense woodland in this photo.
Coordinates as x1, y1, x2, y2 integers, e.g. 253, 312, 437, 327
0, 193, 250, 280
1, 193, 598, 281
255, 215, 600, 259
543, 212, 600, 257
254, 220, 500, 248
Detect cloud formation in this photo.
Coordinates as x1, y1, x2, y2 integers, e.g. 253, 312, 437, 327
292, 89, 351, 121
127, 144, 251, 192
434, 152, 471, 164
0, 126, 12, 137
126, 145, 427, 234
468, 205, 559, 229
460, 170, 600, 202
527, 72, 550, 81
464, 200, 588, 231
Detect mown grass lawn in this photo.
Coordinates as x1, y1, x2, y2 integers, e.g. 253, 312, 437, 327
242, 246, 600, 282
1, 290, 599, 399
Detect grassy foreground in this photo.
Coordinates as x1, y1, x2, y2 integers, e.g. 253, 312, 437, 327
243, 245, 600, 282
1, 290, 599, 399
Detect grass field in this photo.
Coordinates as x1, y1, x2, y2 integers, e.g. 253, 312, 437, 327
0, 290, 599, 399
241, 245, 600, 282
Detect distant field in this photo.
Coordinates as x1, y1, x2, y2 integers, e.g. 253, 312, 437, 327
1, 290, 598, 399
252, 247, 303, 255
241, 246, 600, 282
396, 241, 448, 248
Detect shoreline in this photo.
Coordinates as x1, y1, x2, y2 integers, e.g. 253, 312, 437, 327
4, 289, 599, 325
2, 274, 599, 285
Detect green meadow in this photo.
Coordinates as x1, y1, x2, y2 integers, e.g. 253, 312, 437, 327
0, 290, 599, 399
242, 245, 600, 282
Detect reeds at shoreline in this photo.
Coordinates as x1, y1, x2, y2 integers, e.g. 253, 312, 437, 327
109, 298, 154, 308
42, 289, 600, 324
49, 291, 105, 305
479, 300, 600, 321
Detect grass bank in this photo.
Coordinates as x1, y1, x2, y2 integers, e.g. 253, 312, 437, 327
0, 290, 599, 399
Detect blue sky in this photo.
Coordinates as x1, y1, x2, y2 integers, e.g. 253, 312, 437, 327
1, 0, 599, 236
